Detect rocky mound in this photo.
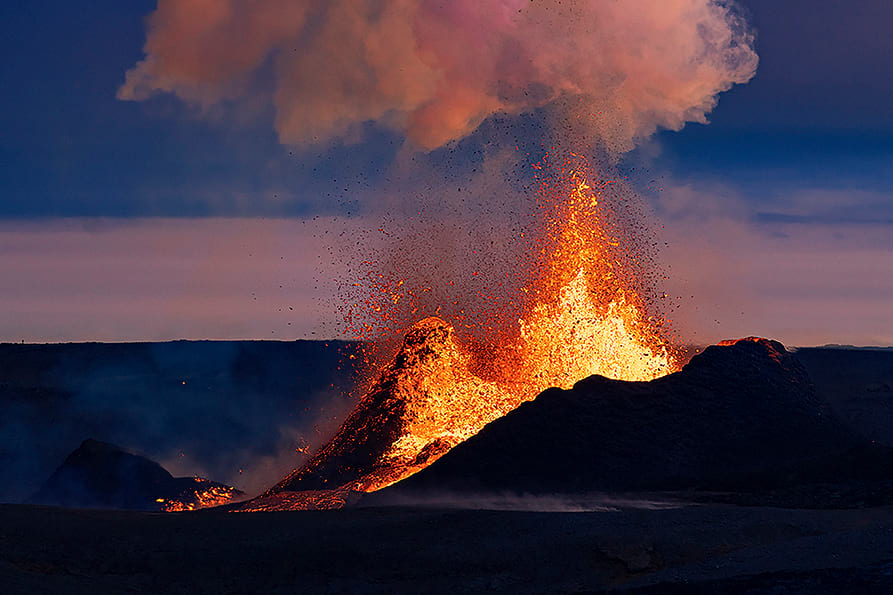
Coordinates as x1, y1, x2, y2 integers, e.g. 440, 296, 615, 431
264, 317, 518, 497
29, 439, 243, 511
381, 338, 863, 497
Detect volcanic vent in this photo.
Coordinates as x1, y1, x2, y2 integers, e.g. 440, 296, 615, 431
261, 318, 518, 496
240, 163, 681, 511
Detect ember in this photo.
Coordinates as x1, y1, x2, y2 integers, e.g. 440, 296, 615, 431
248, 157, 680, 509
162, 481, 243, 512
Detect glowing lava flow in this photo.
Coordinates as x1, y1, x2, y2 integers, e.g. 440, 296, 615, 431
516, 173, 675, 388
245, 161, 680, 510
159, 478, 243, 511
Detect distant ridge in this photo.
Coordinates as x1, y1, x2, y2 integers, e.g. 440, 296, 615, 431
812, 344, 893, 352
30, 439, 243, 511
0, 339, 362, 503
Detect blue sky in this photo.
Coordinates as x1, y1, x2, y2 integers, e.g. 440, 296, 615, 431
0, 0, 401, 218
1, 0, 891, 345
2, 0, 892, 218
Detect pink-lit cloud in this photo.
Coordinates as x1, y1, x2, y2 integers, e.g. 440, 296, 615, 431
119, 0, 757, 151
2, 208, 891, 346
0, 218, 354, 342
654, 184, 893, 347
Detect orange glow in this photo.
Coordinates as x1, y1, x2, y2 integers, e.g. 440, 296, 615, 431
161, 481, 241, 512
515, 171, 675, 387
357, 168, 676, 490
253, 155, 681, 508
347, 316, 526, 492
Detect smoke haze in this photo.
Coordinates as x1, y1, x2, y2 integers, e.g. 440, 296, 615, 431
120, 0, 757, 152
0, 340, 360, 502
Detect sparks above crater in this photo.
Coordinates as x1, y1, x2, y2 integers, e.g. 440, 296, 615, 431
245, 155, 680, 509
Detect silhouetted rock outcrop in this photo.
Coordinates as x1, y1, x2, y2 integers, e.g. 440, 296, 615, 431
384, 338, 862, 496
29, 439, 243, 511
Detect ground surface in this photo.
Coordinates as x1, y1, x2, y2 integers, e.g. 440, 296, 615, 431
3, 502, 893, 594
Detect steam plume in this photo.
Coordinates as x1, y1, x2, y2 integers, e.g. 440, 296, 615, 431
120, 0, 757, 151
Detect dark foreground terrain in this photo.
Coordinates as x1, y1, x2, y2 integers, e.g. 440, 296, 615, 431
3, 341, 893, 592
3, 502, 893, 594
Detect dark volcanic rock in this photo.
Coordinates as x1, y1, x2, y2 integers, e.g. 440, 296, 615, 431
384, 338, 862, 496
795, 347, 893, 445
29, 439, 242, 511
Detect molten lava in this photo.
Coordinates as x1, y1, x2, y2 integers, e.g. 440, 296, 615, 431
516, 173, 675, 387
262, 317, 522, 497
160, 478, 243, 512
245, 159, 681, 510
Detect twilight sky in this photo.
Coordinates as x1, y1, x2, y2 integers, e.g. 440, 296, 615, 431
1, 0, 892, 346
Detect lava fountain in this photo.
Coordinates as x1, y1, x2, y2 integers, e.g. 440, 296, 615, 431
243, 156, 680, 510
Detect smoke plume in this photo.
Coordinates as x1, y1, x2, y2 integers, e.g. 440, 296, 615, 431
120, 0, 757, 151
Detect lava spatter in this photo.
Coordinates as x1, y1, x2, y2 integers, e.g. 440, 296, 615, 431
241, 157, 680, 511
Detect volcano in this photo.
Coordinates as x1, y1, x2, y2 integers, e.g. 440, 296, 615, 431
241, 317, 525, 510
238, 169, 685, 511
380, 337, 864, 500
242, 335, 873, 511
240, 166, 874, 511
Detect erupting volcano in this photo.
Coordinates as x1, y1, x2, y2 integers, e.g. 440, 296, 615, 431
242, 157, 680, 511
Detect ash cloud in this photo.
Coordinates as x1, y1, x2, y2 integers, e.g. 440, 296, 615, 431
120, 0, 757, 152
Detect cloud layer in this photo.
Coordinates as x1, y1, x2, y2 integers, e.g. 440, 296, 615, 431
651, 183, 893, 347
120, 0, 757, 151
